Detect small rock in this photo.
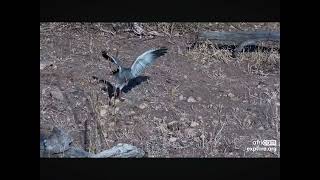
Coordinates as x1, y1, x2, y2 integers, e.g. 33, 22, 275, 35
128, 111, 135, 115
187, 96, 197, 103
109, 122, 115, 127
200, 134, 205, 140
100, 109, 107, 117
40, 61, 53, 70
115, 107, 120, 114
212, 119, 219, 124
180, 117, 188, 121
227, 92, 235, 98
50, 89, 64, 101
139, 103, 148, 109
276, 102, 280, 106
168, 121, 178, 126
169, 137, 178, 142
231, 96, 239, 101
190, 121, 199, 127
179, 95, 184, 101
258, 126, 265, 130
183, 75, 188, 79
153, 117, 161, 121
196, 97, 202, 101
115, 99, 120, 105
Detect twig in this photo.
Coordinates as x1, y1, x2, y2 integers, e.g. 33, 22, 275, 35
214, 119, 227, 147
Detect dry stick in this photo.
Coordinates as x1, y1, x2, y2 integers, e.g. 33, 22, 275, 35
213, 104, 226, 147
214, 120, 227, 147
170, 23, 174, 36
84, 119, 90, 152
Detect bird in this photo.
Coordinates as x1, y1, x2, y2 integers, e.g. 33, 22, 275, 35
101, 47, 168, 100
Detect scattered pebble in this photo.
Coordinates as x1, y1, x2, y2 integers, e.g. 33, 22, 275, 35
115, 99, 120, 105
200, 134, 205, 140
139, 103, 148, 109
180, 117, 188, 121
187, 96, 197, 103
231, 97, 239, 101
40, 61, 53, 70
50, 89, 64, 101
196, 97, 202, 101
227, 92, 235, 98
128, 111, 135, 115
183, 75, 188, 79
100, 109, 107, 117
212, 119, 219, 124
179, 95, 184, 101
169, 137, 178, 142
190, 121, 199, 127
168, 121, 178, 126
115, 107, 120, 114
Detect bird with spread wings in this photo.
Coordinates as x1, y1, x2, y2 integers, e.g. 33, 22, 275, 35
101, 47, 168, 100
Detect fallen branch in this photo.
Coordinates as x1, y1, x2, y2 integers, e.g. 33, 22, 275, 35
41, 127, 145, 158
198, 31, 280, 55
91, 143, 145, 158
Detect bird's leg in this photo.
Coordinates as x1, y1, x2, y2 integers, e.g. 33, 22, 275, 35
118, 85, 126, 102
112, 87, 117, 107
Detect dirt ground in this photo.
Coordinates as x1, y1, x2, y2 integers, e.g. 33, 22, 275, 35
40, 22, 280, 158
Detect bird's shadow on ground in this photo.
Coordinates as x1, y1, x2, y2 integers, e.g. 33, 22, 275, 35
100, 76, 150, 98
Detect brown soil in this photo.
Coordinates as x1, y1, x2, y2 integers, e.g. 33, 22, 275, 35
40, 22, 280, 157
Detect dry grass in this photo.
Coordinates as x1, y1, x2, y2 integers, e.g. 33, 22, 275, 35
40, 22, 280, 158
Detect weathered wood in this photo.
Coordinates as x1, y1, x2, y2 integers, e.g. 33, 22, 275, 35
198, 31, 280, 56
40, 127, 145, 158
198, 31, 280, 45
91, 143, 145, 158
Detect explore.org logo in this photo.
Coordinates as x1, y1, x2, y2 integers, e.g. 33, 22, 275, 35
246, 140, 277, 153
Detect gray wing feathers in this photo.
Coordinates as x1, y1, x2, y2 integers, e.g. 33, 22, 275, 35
130, 47, 167, 77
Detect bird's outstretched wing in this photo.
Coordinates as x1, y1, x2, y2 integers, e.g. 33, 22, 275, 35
130, 47, 168, 78
101, 51, 122, 67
